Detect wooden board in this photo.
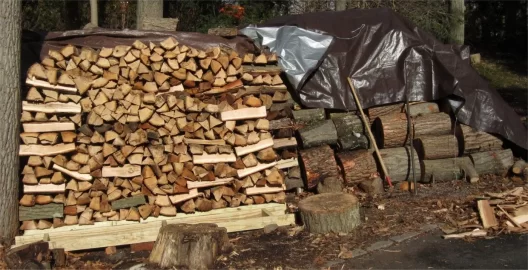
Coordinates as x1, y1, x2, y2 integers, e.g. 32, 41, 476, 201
25, 78, 77, 93
22, 101, 82, 114
19, 143, 76, 156
276, 158, 299, 169
237, 162, 277, 178
235, 138, 274, 156
244, 185, 285, 195
220, 106, 266, 121
102, 165, 142, 178
186, 178, 234, 189
19, 204, 63, 221
23, 122, 75, 133
477, 200, 498, 228
14, 204, 294, 251
273, 138, 297, 149
23, 183, 65, 194
193, 153, 237, 164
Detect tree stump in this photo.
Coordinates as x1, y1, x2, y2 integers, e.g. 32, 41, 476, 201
374, 113, 410, 148
300, 145, 340, 189
378, 147, 421, 182
413, 112, 452, 137
336, 150, 378, 185
469, 149, 514, 176
415, 134, 459, 160
298, 120, 338, 148
298, 193, 360, 233
405, 102, 439, 117
368, 103, 403, 124
458, 124, 503, 154
149, 223, 229, 269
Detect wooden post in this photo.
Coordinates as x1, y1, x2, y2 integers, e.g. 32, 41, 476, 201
89, 0, 98, 27
0, 0, 21, 246
137, 0, 165, 30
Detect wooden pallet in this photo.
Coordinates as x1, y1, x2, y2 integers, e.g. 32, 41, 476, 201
14, 203, 294, 251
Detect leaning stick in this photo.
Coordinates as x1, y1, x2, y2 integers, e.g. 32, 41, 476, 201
347, 77, 393, 187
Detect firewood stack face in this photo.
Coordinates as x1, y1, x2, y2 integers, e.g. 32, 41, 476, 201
18, 37, 295, 230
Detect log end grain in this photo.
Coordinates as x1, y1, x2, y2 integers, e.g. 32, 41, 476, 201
298, 193, 360, 234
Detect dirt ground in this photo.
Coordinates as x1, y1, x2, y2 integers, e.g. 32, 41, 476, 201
47, 174, 525, 270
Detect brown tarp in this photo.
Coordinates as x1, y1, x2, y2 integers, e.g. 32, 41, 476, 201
260, 8, 527, 150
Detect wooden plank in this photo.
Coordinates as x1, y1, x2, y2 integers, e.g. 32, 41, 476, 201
169, 189, 202, 204
193, 153, 236, 164
220, 106, 266, 121
183, 138, 226, 145
245, 185, 285, 195
26, 77, 77, 93
111, 196, 147, 210
19, 143, 76, 156
186, 178, 234, 189
276, 158, 299, 169
102, 165, 142, 178
53, 164, 93, 181
273, 138, 297, 149
19, 204, 63, 221
23, 122, 75, 133
237, 161, 277, 178
235, 138, 274, 156
14, 204, 294, 251
477, 200, 498, 228
23, 183, 65, 194
242, 65, 282, 75
22, 101, 81, 114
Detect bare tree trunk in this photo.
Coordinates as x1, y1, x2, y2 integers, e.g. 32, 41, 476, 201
0, 0, 21, 246
137, 0, 163, 30
90, 0, 98, 27
450, 0, 465, 44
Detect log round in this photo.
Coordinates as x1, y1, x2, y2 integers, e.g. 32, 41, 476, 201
378, 146, 421, 182
149, 223, 229, 270
413, 112, 452, 137
336, 150, 378, 185
298, 193, 360, 234
299, 119, 338, 148
458, 124, 503, 154
332, 113, 369, 150
405, 102, 439, 117
469, 149, 514, 176
374, 113, 410, 148
421, 157, 469, 183
415, 134, 459, 160
300, 145, 341, 189
367, 103, 403, 124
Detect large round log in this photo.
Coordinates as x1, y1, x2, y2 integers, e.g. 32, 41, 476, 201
336, 150, 378, 186
413, 112, 452, 137
458, 124, 503, 154
368, 103, 403, 124
378, 146, 421, 182
300, 145, 341, 189
298, 193, 360, 234
374, 113, 410, 148
299, 120, 338, 148
404, 102, 440, 117
331, 112, 369, 150
292, 108, 325, 125
338, 133, 369, 151
149, 223, 229, 269
421, 157, 472, 183
415, 134, 459, 160
469, 149, 514, 176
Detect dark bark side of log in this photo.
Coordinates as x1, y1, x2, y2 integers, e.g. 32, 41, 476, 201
6, 241, 50, 269
298, 120, 338, 148
269, 118, 293, 130
413, 112, 452, 137
415, 134, 459, 160
405, 102, 439, 117
374, 113, 410, 148
149, 223, 229, 270
292, 108, 325, 126
19, 203, 63, 221
378, 147, 421, 182
111, 195, 146, 210
421, 157, 469, 183
331, 112, 369, 150
336, 150, 377, 185
367, 103, 403, 124
458, 124, 503, 154
300, 145, 340, 189
298, 193, 360, 233
470, 149, 514, 176
316, 177, 343, 193
338, 133, 369, 150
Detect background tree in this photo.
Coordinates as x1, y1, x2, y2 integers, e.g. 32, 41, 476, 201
450, 0, 465, 44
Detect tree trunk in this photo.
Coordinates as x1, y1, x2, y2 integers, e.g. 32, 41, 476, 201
0, 0, 21, 246
90, 0, 98, 27
299, 193, 360, 234
299, 145, 340, 189
450, 0, 465, 44
458, 124, 503, 154
469, 149, 514, 176
336, 150, 377, 185
378, 147, 420, 182
335, 0, 347, 11
137, 0, 163, 30
415, 134, 459, 160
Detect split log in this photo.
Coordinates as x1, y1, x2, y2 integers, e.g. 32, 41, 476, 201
22, 101, 82, 114
458, 124, 503, 154
298, 193, 360, 233
300, 145, 341, 189
53, 164, 93, 181
19, 143, 76, 156
23, 183, 65, 194
413, 112, 452, 137
374, 113, 409, 148
220, 106, 266, 121
23, 122, 75, 133
102, 165, 142, 178
111, 195, 147, 210
378, 147, 421, 182
276, 158, 299, 169
298, 120, 338, 148
415, 134, 459, 160
149, 223, 229, 269
477, 200, 498, 229
234, 138, 274, 156
273, 137, 297, 149
245, 185, 285, 195
187, 178, 233, 189
367, 103, 402, 124
336, 150, 377, 185
237, 162, 277, 178
193, 153, 237, 164
19, 203, 63, 221
469, 149, 514, 176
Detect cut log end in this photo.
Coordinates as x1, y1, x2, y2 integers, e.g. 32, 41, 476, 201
298, 193, 360, 234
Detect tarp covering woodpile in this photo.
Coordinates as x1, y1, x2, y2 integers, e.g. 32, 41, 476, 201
246, 8, 527, 150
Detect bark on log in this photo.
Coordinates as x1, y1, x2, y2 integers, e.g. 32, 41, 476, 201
298, 193, 360, 233
338, 133, 369, 151
374, 113, 410, 148
19, 203, 63, 221
413, 113, 452, 137
415, 134, 459, 160
331, 112, 369, 150
405, 102, 439, 117
300, 145, 341, 189
512, 160, 527, 175
421, 157, 471, 183
368, 103, 403, 124
378, 147, 421, 182
298, 120, 338, 148
0, 0, 21, 245
336, 150, 377, 185
292, 108, 325, 125
458, 124, 503, 154
5, 241, 50, 269
470, 149, 514, 176
316, 177, 343, 193
149, 223, 229, 269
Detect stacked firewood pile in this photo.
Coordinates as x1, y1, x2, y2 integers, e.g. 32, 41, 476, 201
18, 37, 298, 230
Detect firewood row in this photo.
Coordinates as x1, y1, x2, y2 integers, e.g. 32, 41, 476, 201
18, 37, 297, 230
